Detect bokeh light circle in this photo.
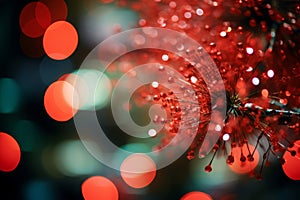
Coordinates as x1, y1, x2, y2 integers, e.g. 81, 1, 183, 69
120, 153, 156, 188
59, 69, 112, 110
20, 2, 51, 38
72, 69, 112, 110
228, 144, 260, 174
282, 140, 300, 180
181, 191, 213, 200
44, 80, 78, 121
81, 176, 118, 200
0, 78, 21, 113
39, 0, 68, 22
54, 140, 102, 177
43, 21, 78, 60
0, 132, 21, 172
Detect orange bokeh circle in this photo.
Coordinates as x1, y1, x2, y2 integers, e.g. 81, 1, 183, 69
228, 144, 260, 174
120, 153, 156, 188
181, 191, 213, 200
81, 176, 119, 200
0, 132, 21, 172
43, 21, 78, 60
282, 140, 300, 180
44, 80, 78, 121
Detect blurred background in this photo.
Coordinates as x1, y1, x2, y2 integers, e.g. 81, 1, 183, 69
0, 0, 300, 199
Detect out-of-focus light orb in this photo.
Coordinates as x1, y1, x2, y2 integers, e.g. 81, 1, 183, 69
169, 1, 176, 8
148, 129, 157, 137
184, 12, 192, 19
0, 78, 20, 113
19, 2, 51, 38
39, 57, 73, 85
252, 77, 260, 86
44, 80, 78, 121
282, 140, 300, 180
246, 47, 254, 55
228, 144, 259, 174
120, 153, 156, 188
112, 143, 151, 168
222, 133, 230, 141
43, 21, 78, 60
246, 66, 253, 72
285, 90, 291, 97
63, 69, 112, 110
220, 31, 227, 37
54, 140, 102, 177
190, 76, 197, 84
292, 140, 300, 160
214, 124, 222, 132
181, 191, 213, 200
0, 132, 21, 172
279, 98, 288, 105
151, 81, 159, 88
267, 69, 274, 78
80, 5, 138, 44
196, 8, 204, 16
236, 78, 247, 97
133, 34, 146, 45
81, 176, 118, 200
171, 15, 179, 22
24, 180, 58, 200
39, 0, 68, 23
261, 89, 269, 98
161, 54, 169, 61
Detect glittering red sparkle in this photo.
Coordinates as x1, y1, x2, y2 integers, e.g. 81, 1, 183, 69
116, 0, 300, 179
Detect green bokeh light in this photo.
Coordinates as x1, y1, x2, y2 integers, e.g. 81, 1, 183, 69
0, 78, 21, 113
54, 140, 103, 177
